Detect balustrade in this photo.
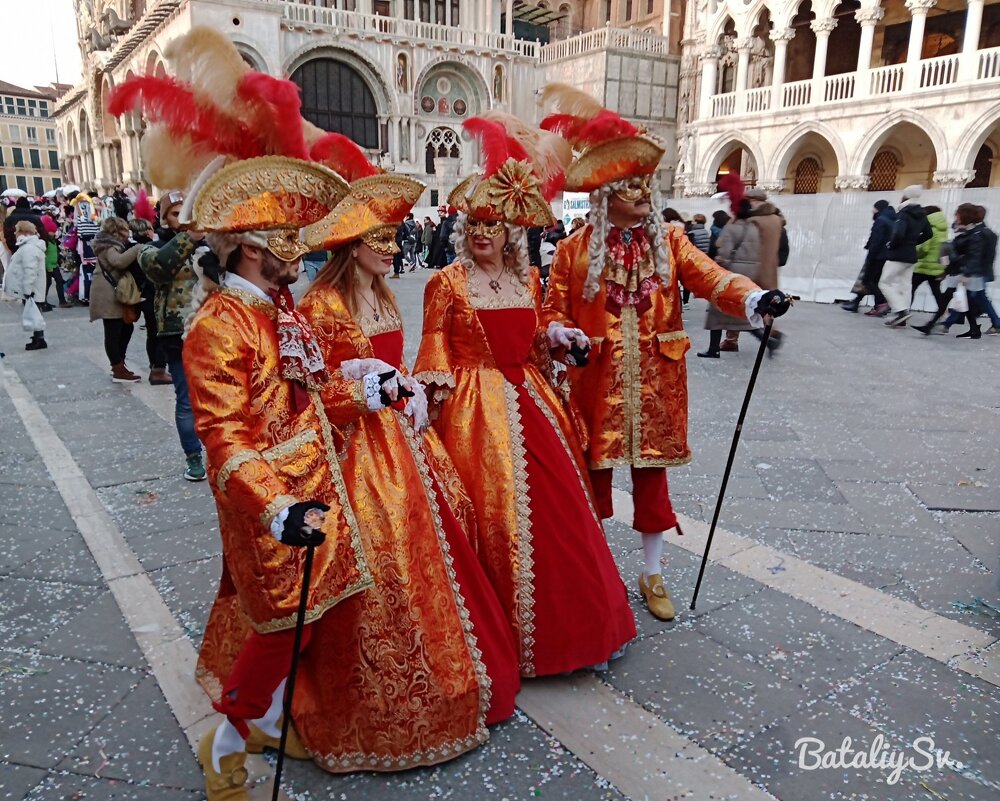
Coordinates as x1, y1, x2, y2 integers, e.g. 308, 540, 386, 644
978, 46, 1000, 79
712, 92, 736, 117
782, 79, 812, 108
869, 64, 905, 96
919, 53, 960, 88
823, 73, 855, 102
745, 86, 770, 113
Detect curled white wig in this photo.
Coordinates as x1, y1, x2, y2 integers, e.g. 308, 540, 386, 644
584, 176, 671, 302
452, 213, 532, 285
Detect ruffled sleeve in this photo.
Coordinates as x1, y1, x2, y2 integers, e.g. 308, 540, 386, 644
413, 271, 457, 403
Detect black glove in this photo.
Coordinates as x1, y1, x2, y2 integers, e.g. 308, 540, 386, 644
566, 341, 591, 367
755, 290, 791, 319
281, 501, 329, 547
377, 370, 415, 406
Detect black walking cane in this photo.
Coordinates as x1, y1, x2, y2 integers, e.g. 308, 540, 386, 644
270, 519, 320, 801
690, 319, 773, 610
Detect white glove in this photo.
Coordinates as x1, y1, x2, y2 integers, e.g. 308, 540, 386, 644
399, 374, 429, 433
546, 321, 588, 350
339, 357, 397, 381
362, 370, 400, 411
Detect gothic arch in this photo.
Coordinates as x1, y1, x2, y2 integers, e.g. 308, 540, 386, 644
702, 131, 766, 183
413, 57, 491, 116
231, 37, 275, 74
284, 41, 396, 117
852, 110, 947, 175
955, 101, 1000, 173
707, 12, 738, 44
769, 122, 846, 178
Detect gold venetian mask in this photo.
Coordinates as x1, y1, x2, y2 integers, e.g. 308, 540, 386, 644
613, 175, 652, 204
465, 217, 506, 239
362, 225, 399, 256
266, 230, 309, 262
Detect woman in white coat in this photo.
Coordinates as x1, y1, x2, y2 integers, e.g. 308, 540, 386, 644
6, 220, 48, 350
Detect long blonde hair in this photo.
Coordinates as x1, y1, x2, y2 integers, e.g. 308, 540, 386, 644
306, 241, 401, 320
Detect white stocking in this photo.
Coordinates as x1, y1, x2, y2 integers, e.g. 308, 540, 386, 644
642, 532, 664, 578
251, 678, 286, 739
211, 719, 245, 773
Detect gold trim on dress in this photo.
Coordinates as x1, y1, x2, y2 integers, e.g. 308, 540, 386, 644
261, 494, 298, 530
656, 331, 689, 343
358, 313, 402, 340
217, 448, 260, 493
620, 305, 643, 464
220, 287, 277, 316
260, 429, 320, 463
503, 381, 536, 677
710, 273, 738, 306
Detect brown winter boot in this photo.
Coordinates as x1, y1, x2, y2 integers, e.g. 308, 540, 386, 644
111, 362, 141, 383
148, 367, 173, 385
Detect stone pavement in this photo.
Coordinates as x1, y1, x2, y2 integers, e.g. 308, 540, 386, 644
0, 271, 997, 801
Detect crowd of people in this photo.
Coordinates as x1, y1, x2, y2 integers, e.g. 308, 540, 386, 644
75, 29, 792, 801
842, 186, 1000, 338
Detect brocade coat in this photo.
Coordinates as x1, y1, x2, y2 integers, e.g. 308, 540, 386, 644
542, 224, 761, 469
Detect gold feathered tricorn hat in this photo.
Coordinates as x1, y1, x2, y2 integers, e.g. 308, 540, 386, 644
302, 133, 425, 250
448, 112, 572, 229
539, 84, 665, 192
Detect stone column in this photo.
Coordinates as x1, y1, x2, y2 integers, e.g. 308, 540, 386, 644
505, 0, 514, 34
734, 38, 753, 113
811, 18, 837, 85
961, 0, 984, 80
905, 0, 936, 89
854, 7, 885, 98
699, 46, 720, 119
770, 27, 795, 109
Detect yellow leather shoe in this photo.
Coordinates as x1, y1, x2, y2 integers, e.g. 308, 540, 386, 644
198, 727, 250, 801
246, 720, 310, 760
639, 573, 676, 621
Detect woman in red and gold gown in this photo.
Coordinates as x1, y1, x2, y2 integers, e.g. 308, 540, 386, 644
295, 156, 519, 772
414, 117, 636, 677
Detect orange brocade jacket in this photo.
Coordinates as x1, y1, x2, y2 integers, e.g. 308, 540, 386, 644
542, 224, 761, 469
184, 287, 374, 697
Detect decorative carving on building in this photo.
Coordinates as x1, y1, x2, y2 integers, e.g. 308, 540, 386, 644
932, 169, 975, 188
904, 0, 938, 14
769, 27, 795, 43
810, 18, 839, 36
757, 179, 786, 194
854, 7, 885, 26
684, 182, 716, 197
834, 174, 872, 191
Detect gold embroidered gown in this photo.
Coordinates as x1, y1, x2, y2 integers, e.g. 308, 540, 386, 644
414, 264, 636, 677
295, 286, 519, 773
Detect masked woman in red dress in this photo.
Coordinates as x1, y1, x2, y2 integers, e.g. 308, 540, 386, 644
413, 116, 636, 677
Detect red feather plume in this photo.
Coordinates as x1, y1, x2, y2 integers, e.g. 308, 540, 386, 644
717, 173, 745, 217
235, 74, 310, 161
108, 76, 261, 161
539, 113, 588, 143
463, 117, 529, 178
541, 109, 638, 151
309, 132, 379, 181
134, 188, 155, 223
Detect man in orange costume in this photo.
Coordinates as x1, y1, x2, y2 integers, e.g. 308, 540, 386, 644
181, 156, 407, 800
540, 86, 790, 621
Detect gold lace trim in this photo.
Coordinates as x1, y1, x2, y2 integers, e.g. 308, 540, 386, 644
404, 423, 492, 743
260, 429, 319, 463
466, 264, 533, 310
589, 454, 694, 470
220, 286, 277, 316
414, 370, 455, 388
358, 310, 402, 339
260, 494, 298, 530
656, 331, 689, 343
524, 382, 602, 531
620, 305, 643, 463
710, 273, 738, 306
217, 449, 260, 493
503, 381, 536, 676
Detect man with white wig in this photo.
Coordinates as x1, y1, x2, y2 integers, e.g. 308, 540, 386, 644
540, 85, 791, 621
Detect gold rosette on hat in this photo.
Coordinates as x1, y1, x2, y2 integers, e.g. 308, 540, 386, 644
539, 84, 665, 192
448, 113, 571, 228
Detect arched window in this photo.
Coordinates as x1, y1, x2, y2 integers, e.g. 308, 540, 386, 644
793, 157, 821, 193
969, 143, 993, 188
291, 59, 379, 149
868, 149, 899, 192
425, 127, 461, 175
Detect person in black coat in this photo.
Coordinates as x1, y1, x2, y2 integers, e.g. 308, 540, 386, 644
429, 208, 457, 269
3, 197, 45, 253
946, 204, 1000, 337
878, 185, 932, 327
842, 200, 894, 313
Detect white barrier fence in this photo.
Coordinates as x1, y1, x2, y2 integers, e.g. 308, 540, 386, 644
666, 189, 1000, 311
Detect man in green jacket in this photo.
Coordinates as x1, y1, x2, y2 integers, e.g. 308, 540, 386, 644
138, 191, 208, 481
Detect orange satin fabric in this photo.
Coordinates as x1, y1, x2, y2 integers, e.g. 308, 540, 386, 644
543, 224, 761, 468
413, 265, 607, 674
184, 287, 373, 702
296, 286, 494, 771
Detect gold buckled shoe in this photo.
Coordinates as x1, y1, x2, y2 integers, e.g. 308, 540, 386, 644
639, 573, 676, 621
246, 719, 310, 760
198, 727, 250, 801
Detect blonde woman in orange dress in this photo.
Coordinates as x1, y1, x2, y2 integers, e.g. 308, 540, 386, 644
414, 117, 636, 678
295, 137, 519, 772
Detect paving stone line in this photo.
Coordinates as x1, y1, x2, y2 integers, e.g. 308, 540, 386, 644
610, 489, 1000, 688
4, 364, 777, 801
